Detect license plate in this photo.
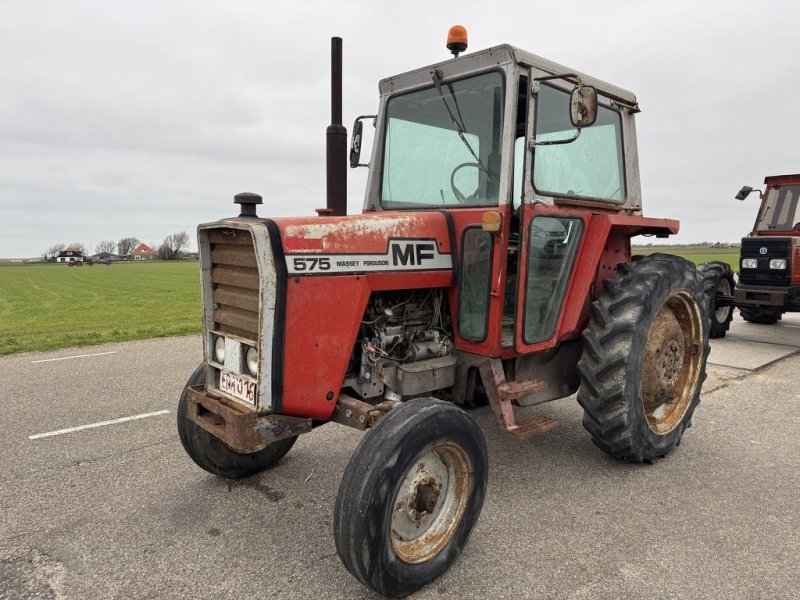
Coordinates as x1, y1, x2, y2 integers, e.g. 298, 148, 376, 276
219, 370, 257, 405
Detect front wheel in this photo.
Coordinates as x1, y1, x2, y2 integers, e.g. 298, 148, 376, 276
177, 364, 296, 479
740, 307, 781, 324
699, 261, 734, 338
334, 398, 488, 598
578, 254, 710, 462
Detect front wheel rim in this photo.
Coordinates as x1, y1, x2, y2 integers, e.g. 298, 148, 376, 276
390, 443, 471, 564
641, 290, 704, 434
715, 278, 732, 323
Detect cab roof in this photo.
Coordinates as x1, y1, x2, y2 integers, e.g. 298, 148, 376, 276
379, 44, 638, 109
764, 174, 800, 186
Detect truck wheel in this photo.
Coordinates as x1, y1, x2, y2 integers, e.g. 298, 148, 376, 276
699, 261, 734, 338
334, 398, 487, 598
177, 364, 296, 479
577, 254, 710, 462
740, 307, 781, 325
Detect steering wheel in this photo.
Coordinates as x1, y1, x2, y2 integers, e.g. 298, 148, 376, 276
450, 162, 481, 204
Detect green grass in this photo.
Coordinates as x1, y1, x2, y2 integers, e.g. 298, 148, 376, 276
0, 261, 201, 355
633, 246, 739, 272
0, 246, 741, 356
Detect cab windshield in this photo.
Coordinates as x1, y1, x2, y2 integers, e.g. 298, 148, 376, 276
755, 185, 800, 231
381, 71, 504, 208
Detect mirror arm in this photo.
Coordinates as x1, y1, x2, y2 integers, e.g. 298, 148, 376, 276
529, 128, 581, 148
534, 72, 583, 87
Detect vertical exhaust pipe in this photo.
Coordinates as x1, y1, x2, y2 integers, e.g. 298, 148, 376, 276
326, 37, 347, 216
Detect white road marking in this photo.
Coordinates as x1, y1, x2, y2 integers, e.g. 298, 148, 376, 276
32, 351, 117, 364
28, 410, 170, 440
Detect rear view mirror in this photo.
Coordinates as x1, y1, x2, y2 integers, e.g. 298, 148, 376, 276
349, 120, 363, 168
530, 73, 597, 147
570, 85, 597, 128
735, 186, 754, 201
350, 115, 376, 168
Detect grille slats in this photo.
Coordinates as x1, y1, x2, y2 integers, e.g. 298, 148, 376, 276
209, 229, 260, 340
739, 237, 791, 286
213, 286, 260, 312
211, 246, 258, 268
214, 305, 260, 333
211, 266, 259, 290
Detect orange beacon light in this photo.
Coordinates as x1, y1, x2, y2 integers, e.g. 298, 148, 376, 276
446, 25, 468, 57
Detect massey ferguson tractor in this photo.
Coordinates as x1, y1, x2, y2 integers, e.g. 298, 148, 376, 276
702, 173, 800, 338
177, 29, 711, 598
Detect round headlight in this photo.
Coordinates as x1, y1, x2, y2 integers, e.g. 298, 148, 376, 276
245, 346, 259, 376
213, 336, 226, 363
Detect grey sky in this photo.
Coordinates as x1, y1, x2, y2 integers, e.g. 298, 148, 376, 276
1, 0, 798, 257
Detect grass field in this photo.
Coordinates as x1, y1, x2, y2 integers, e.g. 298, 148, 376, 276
0, 261, 201, 355
0, 246, 740, 356
633, 246, 739, 271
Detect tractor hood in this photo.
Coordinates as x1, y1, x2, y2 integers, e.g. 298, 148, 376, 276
271, 211, 455, 277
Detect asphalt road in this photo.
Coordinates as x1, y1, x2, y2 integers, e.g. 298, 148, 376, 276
1, 323, 799, 599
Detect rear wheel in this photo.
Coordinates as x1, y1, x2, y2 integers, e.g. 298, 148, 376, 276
177, 364, 296, 479
699, 261, 734, 338
577, 254, 710, 462
334, 398, 487, 598
740, 307, 781, 324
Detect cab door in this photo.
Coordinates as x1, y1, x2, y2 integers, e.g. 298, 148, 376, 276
513, 70, 587, 353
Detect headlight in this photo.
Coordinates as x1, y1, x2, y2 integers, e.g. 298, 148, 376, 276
769, 259, 787, 270
245, 346, 259, 376
213, 336, 226, 363
741, 258, 758, 269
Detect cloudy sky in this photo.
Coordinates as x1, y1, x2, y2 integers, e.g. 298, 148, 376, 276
1, 0, 798, 257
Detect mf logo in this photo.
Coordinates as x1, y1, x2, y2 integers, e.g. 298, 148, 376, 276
759, 247, 768, 255
390, 241, 436, 266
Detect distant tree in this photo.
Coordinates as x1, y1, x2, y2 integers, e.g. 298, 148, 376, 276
70, 242, 86, 254
95, 240, 116, 254
117, 237, 140, 256
158, 231, 190, 260
44, 243, 66, 261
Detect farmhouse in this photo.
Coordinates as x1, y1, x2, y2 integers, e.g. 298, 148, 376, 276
129, 243, 156, 261
55, 247, 85, 263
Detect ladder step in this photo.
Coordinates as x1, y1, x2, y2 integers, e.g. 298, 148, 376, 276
501, 415, 559, 441
497, 378, 547, 401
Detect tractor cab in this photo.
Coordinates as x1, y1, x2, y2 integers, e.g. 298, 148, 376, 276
741, 176, 800, 234
351, 42, 669, 365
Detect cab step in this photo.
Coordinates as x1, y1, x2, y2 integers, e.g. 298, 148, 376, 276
501, 414, 559, 441
479, 359, 558, 441
497, 378, 548, 402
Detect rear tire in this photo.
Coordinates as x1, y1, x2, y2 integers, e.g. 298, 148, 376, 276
177, 364, 296, 479
740, 307, 781, 324
577, 254, 710, 462
334, 398, 487, 598
699, 261, 734, 338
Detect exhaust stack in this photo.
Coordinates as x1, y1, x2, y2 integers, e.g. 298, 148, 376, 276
326, 37, 347, 216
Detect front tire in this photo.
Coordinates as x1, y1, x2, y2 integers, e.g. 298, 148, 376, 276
740, 307, 781, 324
334, 398, 488, 598
577, 254, 710, 462
699, 261, 734, 338
177, 364, 296, 479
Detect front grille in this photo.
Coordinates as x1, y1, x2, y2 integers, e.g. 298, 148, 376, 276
739, 237, 791, 287
208, 229, 260, 340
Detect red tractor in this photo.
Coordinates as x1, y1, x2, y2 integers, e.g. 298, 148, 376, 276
177, 30, 711, 597
702, 174, 800, 337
